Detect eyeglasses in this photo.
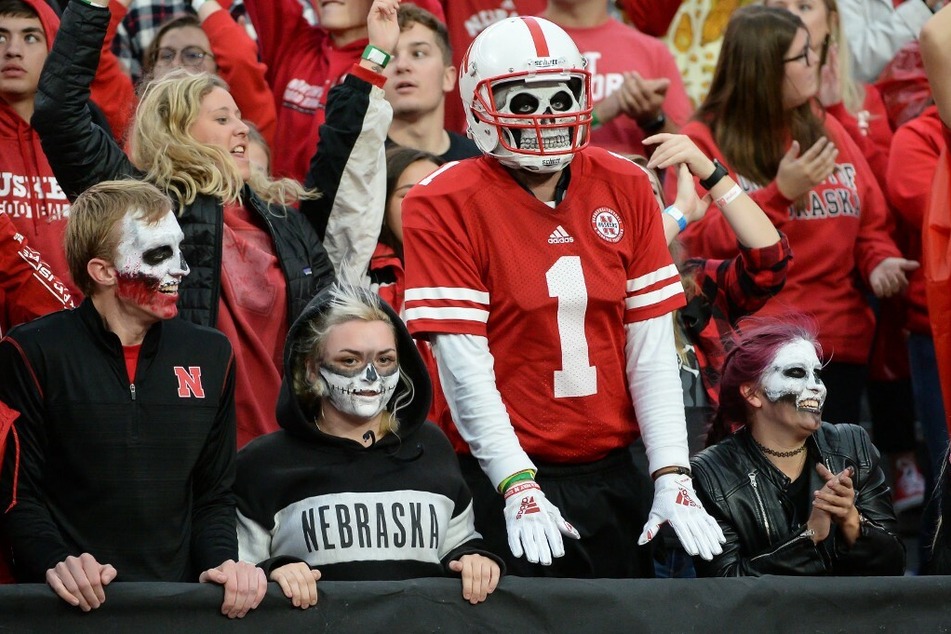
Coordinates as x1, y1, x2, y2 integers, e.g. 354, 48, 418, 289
154, 46, 214, 69
783, 43, 813, 67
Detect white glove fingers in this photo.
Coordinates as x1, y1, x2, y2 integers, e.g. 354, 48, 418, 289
637, 515, 662, 546
670, 519, 701, 557
508, 531, 525, 560
524, 528, 546, 565
543, 517, 566, 559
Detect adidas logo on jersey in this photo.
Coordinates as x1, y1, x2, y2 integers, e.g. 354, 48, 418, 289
548, 226, 574, 244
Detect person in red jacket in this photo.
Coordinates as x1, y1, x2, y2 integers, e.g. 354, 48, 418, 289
672, 6, 915, 426
0, 212, 74, 337
0, 0, 134, 301
242, 0, 444, 181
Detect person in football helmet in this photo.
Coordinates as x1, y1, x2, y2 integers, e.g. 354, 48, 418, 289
459, 16, 592, 173
400, 16, 725, 577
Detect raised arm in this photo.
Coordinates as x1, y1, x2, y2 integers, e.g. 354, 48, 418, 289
194, 0, 277, 147
837, 0, 936, 83
299, 0, 397, 281
31, 0, 138, 200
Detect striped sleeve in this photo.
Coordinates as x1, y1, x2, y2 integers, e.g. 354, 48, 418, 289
624, 262, 685, 323
404, 286, 490, 336
402, 174, 490, 338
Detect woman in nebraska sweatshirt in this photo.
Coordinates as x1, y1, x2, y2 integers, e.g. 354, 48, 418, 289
234, 282, 503, 608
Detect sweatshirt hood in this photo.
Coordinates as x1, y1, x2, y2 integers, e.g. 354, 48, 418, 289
276, 284, 433, 448
16, 0, 60, 50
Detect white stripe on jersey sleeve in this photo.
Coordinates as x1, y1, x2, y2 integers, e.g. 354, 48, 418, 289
625, 279, 684, 310
405, 287, 490, 304
404, 306, 491, 323
626, 263, 679, 292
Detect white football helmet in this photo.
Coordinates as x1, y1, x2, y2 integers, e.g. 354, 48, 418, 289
459, 17, 592, 173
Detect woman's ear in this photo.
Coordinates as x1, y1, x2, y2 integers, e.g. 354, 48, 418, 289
741, 382, 763, 409
305, 357, 318, 385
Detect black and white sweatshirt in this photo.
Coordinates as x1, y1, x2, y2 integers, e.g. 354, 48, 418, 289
234, 287, 503, 579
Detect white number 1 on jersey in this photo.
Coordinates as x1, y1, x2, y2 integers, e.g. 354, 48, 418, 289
546, 256, 597, 398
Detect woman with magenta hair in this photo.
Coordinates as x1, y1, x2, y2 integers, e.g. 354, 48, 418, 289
689, 317, 905, 577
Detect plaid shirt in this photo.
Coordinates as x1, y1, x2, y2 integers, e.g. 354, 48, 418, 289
679, 233, 792, 408
112, 0, 289, 83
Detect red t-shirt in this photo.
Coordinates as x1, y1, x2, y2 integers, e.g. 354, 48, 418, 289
561, 18, 693, 157
123, 344, 141, 384
217, 203, 288, 448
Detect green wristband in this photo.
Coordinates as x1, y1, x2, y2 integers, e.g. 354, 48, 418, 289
499, 470, 536, 493
362, 44, 391, 69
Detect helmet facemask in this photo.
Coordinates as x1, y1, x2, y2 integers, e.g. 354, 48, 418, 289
469, 70, 591, 172
492, 78, 585, 155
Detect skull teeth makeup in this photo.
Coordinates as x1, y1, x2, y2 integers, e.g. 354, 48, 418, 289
761, 338, 827, 415
114, 210, 189, 319
319, 362, 400, 420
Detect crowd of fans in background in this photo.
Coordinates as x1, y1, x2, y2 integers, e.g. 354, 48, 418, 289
1, 0, 950, 618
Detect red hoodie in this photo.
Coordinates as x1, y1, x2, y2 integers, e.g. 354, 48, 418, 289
887, 105, 946, 335
674, 116, 901, 365
0, 0, 134, 300
243, 0, 445, 182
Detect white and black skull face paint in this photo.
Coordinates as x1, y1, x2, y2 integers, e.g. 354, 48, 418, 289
761, 338, 826, 414
114, 209, 189, 320
493, 79, 581, 152
319, 361, 400, 420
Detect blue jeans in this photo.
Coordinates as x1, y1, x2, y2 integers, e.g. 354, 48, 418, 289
908, 333, 949, 480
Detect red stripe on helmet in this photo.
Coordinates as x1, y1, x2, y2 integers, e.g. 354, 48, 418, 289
521, 17, 550, 57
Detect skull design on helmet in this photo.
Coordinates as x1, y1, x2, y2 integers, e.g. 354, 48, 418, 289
459, 17, 592, 173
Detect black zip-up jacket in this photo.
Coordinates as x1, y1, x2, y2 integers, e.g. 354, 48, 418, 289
32, 1, 390, 327
0, 300, 237, 582
690, 423, 905, 577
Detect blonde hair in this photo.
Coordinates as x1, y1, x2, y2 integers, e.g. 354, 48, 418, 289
292, 283, 415, 437
130, 71, 314, 212
65, 180, 174, 296
824, 0, 866, 114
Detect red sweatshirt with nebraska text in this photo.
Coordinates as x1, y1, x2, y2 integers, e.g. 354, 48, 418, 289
674, 116, 901, 364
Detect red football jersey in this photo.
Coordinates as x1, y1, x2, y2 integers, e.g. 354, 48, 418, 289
402, 148, 685, 463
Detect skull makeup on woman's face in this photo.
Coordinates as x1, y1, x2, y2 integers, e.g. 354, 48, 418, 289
760, 338, 827, 414
319, 360, 400, 419
493, 79, 582, 152
114, 209, 189, 321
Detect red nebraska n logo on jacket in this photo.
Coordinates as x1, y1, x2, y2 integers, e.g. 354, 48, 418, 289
173, 367, 205, 398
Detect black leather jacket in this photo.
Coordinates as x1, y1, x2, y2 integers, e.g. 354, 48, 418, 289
690, 423, 905, 577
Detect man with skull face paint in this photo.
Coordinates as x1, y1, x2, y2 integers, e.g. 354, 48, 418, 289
401, 16, 725, 577
0, 181, 267, 617
690, 317, 905, 577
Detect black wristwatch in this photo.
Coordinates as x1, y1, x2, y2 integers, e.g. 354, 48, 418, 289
640, 111, 666, 135
699, 159, 729, 191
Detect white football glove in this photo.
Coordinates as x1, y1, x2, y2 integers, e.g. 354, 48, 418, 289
637, 473, 725, 561
503, 481, 580, 565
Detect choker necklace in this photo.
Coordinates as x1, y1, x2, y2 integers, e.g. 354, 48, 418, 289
752, 436, 807, 458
